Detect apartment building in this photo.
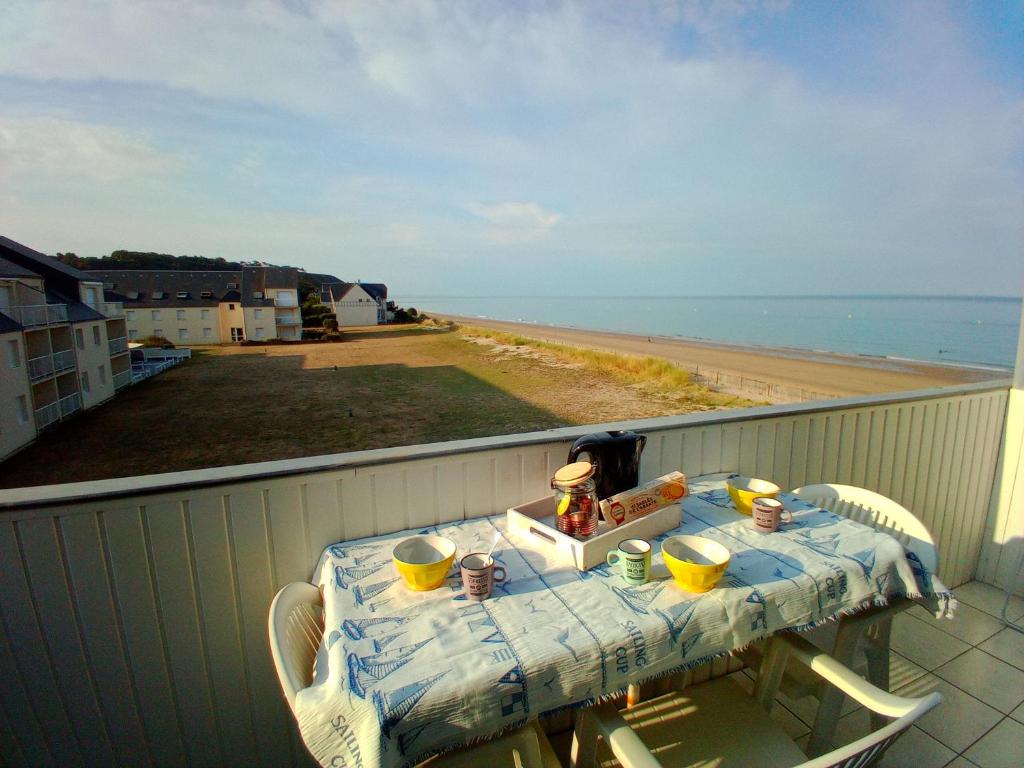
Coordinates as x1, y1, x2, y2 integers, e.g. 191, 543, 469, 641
320, 280, 389, 326
89, 266, 301, 343
0, 236, 131, 460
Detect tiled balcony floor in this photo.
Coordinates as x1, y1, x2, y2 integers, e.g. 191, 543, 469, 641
737, 581, 1024, 768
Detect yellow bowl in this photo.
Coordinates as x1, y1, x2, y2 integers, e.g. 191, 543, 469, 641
392, 535, 457, 591
662, 535, 730, 593
726, 476, 781, 515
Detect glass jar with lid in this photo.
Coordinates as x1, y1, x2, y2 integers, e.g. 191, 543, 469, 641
551, 461, 599, 539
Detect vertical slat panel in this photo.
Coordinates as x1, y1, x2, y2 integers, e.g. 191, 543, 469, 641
0, 522, 55, 767
923, 402, 954, 561
835, 413, 855, 484
267, 485, 316, 586
368, 469, 408, 534
18, 517, 114, 766
754, 421, 776, 481
721, 423, 742, 475
865, 409, 885, 490
521, 447, 550, 503
405, 464, 440, 528
737, 423, 757, 475
187, 495, 260, 768
890, 405, 912, 504
59, 514, 151, 766
822, 414, 843, 482
144, 501, 222, 765
102, 507, 187, 765
954, 396, 990, 583
789, 416, 809, 490
970, 394, 1007, 584
849, 411, 872, 488
494, 452, 523, 514
640, 433, 663, 483
773, 420, 794, 489
939, 400, 972, 584
804, 416, 824, 485
700, 425, 722, 475
437, 461, 467, 523
877, 407, 898, 498
225, 490, 294, 768
303, 476, 344, 568
463, 455, 495, 518
910, 402, 938, 519
660, 431, 683, 476
340, 470, 375, 539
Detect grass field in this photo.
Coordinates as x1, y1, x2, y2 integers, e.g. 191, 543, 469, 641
1, 325, 753, 488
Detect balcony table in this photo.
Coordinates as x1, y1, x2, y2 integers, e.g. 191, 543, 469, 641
295, 473, 953, 768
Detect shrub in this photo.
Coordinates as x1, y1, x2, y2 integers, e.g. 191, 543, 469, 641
140, 335, 175, 349
302, 329, 325, 340
324, 332, 344, 342
324, 317, 339, 332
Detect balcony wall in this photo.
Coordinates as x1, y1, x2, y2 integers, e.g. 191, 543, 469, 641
0, 381, 1010, 767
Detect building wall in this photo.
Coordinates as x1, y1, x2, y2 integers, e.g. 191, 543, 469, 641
125, 306, 226, 344
242, 306, 276, 341
218, 302, 246, 341
72, 320, 115, 409
334, 284, 380, 326
0, 330, 36, 459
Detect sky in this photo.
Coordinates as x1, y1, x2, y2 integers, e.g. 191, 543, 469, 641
0, 0, 1022, 298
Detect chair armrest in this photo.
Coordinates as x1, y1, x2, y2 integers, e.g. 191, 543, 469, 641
580, 703, 664, 768
774, 634, 937, 719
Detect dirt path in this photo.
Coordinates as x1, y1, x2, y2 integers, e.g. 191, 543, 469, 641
438, 315, 1002, 397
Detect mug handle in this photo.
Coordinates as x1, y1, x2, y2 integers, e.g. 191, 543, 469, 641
492, 566, 507, 584
607, 552, 621, 567
781, 508, 793, 525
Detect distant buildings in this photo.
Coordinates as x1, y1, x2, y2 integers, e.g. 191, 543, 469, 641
89, 266, 302, 343
0, 236, 131, 460
320, 281, 389, 326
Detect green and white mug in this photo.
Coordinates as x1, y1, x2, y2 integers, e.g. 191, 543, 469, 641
606, 538, 651, 585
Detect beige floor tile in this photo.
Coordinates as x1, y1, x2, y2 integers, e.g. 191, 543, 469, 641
964, 717, 1024, 768
978, 628, 1024, 671
954, 582, 1024, 622
943, 758, 980, 768
934, 649, 1024, 714
1010, 701, 1024, 724
909, 602, 1005, 646
895, 675, 1003, 753
727, 670, 808, 739
891, 613, 971, 670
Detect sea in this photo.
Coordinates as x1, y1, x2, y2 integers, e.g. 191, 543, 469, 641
402, 295, 1022, 371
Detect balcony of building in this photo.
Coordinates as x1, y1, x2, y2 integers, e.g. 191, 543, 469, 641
26, 347, 77, 383
108, 335, 129, 356
10, 302, 69, 328
99, 300, 125, 318
275, 311, 302, 325
1, 312, 1021, 768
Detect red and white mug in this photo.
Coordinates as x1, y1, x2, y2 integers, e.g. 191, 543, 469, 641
752, 497, 792, 533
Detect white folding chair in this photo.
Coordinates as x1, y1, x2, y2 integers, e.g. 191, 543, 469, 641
268, 582, 561, 768
570, 633, 941, 768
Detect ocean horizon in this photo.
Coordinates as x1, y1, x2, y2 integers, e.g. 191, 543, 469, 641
403, 294, 1022, 370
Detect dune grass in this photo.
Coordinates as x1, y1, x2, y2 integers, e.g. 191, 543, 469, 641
458, 324, 754, 407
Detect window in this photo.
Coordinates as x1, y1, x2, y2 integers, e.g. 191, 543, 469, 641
203, 327, 212, 339
254, 327, 265, 339
98, 364, 107, 385
200, 291, 213, 299
253, 291, 264, 300
152, 291, 165, 299
127, 291, 140, 300
75, 328, 85, 350
128, 329, 139, 340
177, 310, 186, 320
7, 339, 20, 368
154, 328, 163, 337
80, 370, 90, 393
176, 291, 189, 299
126, 310, 136, 321
16, 395, 28, 425
178, 329, 188, 340
231, 327, 244, 342
103, 281, 114, 290
228, 303, 235, 310
254, 308, 263, 319
226, 282, 238, 290
201, 309, 210, 319
92, 325, 101, 346
152, 310, 161, 321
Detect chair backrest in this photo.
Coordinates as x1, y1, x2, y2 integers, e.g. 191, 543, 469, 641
791, 483, 938, 574
268, 582, 324, 712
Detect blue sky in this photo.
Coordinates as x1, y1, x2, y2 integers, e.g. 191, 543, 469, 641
0, 1, 1021, 297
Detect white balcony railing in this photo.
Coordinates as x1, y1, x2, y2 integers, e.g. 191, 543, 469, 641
275, 313, 302, 325
26, 349, 77, 382
12, 303, 69, 327
113, 369, 133, 390
33, 400, 60, 429
58, 392, 81, 418
274, 295, 298, 307
0, 378, 1018, 767
27, 353, 54, 381
108, 336, 128, 356
100, 301, 125, 318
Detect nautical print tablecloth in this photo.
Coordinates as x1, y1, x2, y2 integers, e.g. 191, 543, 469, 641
295, 473, 955, 768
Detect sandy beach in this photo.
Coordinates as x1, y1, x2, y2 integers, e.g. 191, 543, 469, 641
439, 314, 1005, 397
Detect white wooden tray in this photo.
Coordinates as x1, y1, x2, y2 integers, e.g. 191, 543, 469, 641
506, 496, 682, 571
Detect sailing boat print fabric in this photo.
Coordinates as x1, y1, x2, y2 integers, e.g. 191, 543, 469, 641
294, 474, 955, 768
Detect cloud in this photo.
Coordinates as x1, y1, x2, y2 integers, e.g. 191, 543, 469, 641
466, 202, 562, 244
0, 115, 180, 182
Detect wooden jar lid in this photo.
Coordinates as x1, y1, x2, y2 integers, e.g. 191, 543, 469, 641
553, 461, 594, 486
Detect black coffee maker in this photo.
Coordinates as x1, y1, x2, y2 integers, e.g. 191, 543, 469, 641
567, 430, 647, 500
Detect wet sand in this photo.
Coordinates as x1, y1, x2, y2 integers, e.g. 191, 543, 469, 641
439, 315, 1006, 397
